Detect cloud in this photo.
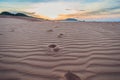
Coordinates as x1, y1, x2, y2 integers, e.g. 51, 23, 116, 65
65, 9, 85, 11
0, 0, 80, 3
56, 0, 120, 20
24, 1, 80, 19
86, 7, 120, 15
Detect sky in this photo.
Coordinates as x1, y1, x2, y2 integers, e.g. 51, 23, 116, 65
0, 0, 120, 21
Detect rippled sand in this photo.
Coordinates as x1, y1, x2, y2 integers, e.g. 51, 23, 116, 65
0, 17, 120, 80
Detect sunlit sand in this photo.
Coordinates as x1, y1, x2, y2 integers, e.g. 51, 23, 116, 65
0, 17, 120, 80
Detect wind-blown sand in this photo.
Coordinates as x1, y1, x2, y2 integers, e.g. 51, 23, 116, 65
0, 17, 120, 80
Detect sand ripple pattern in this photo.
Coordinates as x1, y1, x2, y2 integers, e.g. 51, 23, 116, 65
0, 18, 120, 80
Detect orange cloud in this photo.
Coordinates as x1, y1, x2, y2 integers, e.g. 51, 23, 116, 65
23, 12, 51, 20
55, 10, 120, 20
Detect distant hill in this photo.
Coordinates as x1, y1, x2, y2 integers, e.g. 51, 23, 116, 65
15, 13, 28, 17
0, 11, 28, 17
64, 18, 78, 21
0, 11, 47, 21
0, 11, 15, 16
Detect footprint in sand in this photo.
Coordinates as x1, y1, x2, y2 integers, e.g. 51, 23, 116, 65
0, 33, 3, 35
47, 29, 53, 32
48, 44, 60, 53
64, 71, 81, 80
48, 44, 57, 48
10, 28, 15, 32
54, 26, 58, 28
57, 33, 64, 38
53, 47, 60, 52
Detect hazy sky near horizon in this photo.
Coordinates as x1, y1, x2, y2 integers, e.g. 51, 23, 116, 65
0, 0, 120, 21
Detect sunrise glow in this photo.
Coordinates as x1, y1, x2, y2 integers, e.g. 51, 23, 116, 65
0, 0, 120, 21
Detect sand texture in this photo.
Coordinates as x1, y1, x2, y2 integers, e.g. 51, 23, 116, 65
0, 17, 120, 80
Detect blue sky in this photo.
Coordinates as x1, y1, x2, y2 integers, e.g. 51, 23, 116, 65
0, 0, 120, 21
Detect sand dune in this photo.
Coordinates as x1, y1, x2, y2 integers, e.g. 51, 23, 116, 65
0, 17, 120, 80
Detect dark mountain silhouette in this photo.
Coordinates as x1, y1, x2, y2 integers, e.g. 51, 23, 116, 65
0, 11, 28, 17
65, 18, 78, 21
0, 11, 14, 16
15, 13, 28, 17
0, 11, 47, 21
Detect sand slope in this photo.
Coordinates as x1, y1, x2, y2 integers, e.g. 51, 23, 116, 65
0, 17, 120, 80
